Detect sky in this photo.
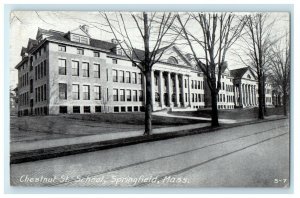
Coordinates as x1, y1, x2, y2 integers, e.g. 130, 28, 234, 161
9, 11, 290, 88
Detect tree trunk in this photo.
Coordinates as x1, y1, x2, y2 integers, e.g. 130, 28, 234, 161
258, 77, 264, 119
211, 89, 219, 127
144, 70, 152, 135
283, 84, 287, 116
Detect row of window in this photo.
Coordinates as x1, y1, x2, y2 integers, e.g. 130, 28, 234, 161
218, 94, 234, 103
218, 105, 235, 109
112, 89, 143, 102
35, 60, 47, 81
191, 80, 204, 90
35, 84, 47, 103
112, 69, 142, 84
58, 59, 101, 78
114, 106, 144, 113
19, 92, 29, 106
58, 45, 100, 57
226, 84, 234, 92
19, 72, 29, 88
59, 83, 101, 100
33, 45, 47, 61
191, 93, 205, 103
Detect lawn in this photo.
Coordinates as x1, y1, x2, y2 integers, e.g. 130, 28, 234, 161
10, 112, 208, 142
169, 107, 287, 120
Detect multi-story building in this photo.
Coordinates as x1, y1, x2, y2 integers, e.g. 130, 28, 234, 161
15, 25, 272, 116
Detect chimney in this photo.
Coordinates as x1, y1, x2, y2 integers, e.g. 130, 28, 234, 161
80, 25, 89, 33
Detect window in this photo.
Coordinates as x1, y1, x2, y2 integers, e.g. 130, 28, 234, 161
38, 64, 40, 79
59, 106, 68, 114
119, 71, 125, 83
127, 106, 132, 112
73, 106, 80, 113
30, 79, 33, 93
114, 106, 119, 112
40, 62, 43, 78
132, 90, 137, 101
113, 70, 118, 82
198, 81, 200, 89
191, 80, 194, 89
121, 106, 126, 112
41, 86, 44, 101
134, 106, 139, 112
73, 35, 80, 42
59, 83, 67, 99
84, 106, 90, 113
113, 89, 118, 101
58, 59, 66, 75
35, 66, 37, 80
82, 62, 89, 77
83, 85, 90, 100
58, 45, 66, 52
126, 71, 131, 83
94, 64, 100, 78
72, 61, 79, 76
155, 76, 158, 86
127, 90, 131, 101
112, 59, 118, 64
139, 90, 143, 102
94, 86, 101, 100
77, 48, 84, 55
138, 73, 142, 84
95, 106, 102, 113
72, 84, 80, 100
43, 60, 47, 76
44, 84, 47, 100
167, 56, 178, 64
155, 92, 160, 102
132, 72, 137, 84
94, 51, 100, 57
222, 82, 225, 90
81, 37, 88, 44
120, 89, 125, 101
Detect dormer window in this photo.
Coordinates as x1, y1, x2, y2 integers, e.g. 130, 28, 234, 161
71, 34, 90, 45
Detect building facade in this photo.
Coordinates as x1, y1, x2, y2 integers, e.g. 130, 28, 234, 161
15, 26, 273, 116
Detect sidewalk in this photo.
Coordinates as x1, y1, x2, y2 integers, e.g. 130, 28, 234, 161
10, 115, 287, 164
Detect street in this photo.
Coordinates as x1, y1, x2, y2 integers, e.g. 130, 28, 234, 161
10, 119, 290, 187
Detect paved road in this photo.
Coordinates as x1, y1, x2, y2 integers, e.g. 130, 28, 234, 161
10, 119, 290, 187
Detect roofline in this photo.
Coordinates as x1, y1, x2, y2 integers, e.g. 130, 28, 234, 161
15, 57, 28, 69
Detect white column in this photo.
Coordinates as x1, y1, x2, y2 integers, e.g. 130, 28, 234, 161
240, 84, 243, 107
188, 75, 192, 107
167, 72, 172, 107
159, 71, 164, 108
151, 70, 155, 108
175, 73, 180, 107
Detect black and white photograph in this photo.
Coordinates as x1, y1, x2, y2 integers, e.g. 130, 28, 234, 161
9, 10, 291, 188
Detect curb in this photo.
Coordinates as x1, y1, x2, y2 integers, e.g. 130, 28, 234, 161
10, 117, 288, 164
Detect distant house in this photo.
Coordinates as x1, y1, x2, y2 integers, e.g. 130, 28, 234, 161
15, 25, 273, 116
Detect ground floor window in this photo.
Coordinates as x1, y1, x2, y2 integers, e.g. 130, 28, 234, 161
84, 106, 91, 113
127, 106, 132, 112
95, 106, 102, 113
73, 106, 80, 113
140, 106, 145, 112
121, 106, 126, 112
114, 106, 119, 112
134, 106, 139, 112
59, 106, 68, 114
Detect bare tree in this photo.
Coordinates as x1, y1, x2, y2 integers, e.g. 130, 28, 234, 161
102, 12, 179, 135
268, 32, 290, 116
177, 13, 245, 127
241, 13, 277, 119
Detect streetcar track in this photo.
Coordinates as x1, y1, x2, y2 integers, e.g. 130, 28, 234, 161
135, 132, 288, 187
47, 125, 288, 187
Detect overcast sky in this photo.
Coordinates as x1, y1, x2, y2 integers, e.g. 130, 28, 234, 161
9, 11, 290, 88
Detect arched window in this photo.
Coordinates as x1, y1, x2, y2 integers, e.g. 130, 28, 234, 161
167, 56, 178, 64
